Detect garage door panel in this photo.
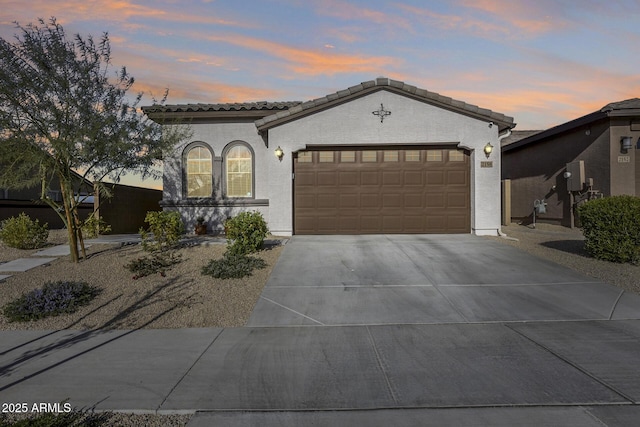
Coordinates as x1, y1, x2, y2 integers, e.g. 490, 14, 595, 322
317, 217, 338, 233
382, 216, 402, 232
448, 193, 469, 208
339, 217, 358, 233
317, 171, 337, 186
296, 194, 316, 209
317, 194, 337, 208
404, 194, 423, 208
426, 171, 445, 185
360, 216, 382, 232
425, 192, 445, 208
360, 193, 380, 208
447, 170, 468, 185
403, 170, 423, 186
382, 171, 402, 185
339, 171, 358, 185
447, 215, 469, 231
426, 215, 447, 231
361, 171, 379, 185
382, 193, 402, 208
294, 217, 316, 234
339, 194, 359, 208
404, 215, 425, 231
294, 148, 470, 234
295, 171, 316, 186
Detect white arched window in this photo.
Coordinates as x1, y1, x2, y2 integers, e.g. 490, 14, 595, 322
186, 146, 212, 197
225, 144, 253, 197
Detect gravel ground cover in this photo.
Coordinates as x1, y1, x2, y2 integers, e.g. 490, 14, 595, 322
489, 223, 639, 294
0, 230, 284, 331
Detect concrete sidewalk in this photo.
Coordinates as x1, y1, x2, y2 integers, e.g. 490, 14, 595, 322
1, 322, 639, 425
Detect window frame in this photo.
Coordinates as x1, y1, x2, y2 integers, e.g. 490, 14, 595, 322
223, 141, 255, 199
183, 142, 214, 199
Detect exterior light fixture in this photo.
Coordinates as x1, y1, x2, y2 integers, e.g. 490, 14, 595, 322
621, 136, 633, 151
274, 146, 284, 161
483, 142, 493, 158
563, 171, 572, 179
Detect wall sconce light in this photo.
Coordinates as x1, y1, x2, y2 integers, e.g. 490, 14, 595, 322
274, 146, 284, 161
563, 171, 572, 179
483, 142, 493, 158
621, 136, 633, 152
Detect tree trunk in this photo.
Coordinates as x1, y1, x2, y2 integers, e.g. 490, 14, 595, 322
59, 178, 80, 263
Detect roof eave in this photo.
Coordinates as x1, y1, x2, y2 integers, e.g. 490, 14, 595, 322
256, 82, 515, 133
502, 110, 607, 153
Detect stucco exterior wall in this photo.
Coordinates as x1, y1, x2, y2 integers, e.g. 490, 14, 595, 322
502, 119, 612, 226
265, 90, 502, 236
162, 120, 272, 232
609, 118, 639, 196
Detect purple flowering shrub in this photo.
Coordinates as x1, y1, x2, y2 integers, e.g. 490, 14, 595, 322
2, 281, 100, 322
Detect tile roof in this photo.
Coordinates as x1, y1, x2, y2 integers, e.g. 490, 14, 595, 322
501, 130, 543, 147
601, 98, 640, 112
143, 101, 302, 114
255, 77, 515, 131
503, 98, 640, 153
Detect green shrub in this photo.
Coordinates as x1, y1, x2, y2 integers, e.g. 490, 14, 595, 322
140, 210, 184, 252
125, 252, 182, 280
224, 211, 269, 255
0, 213, 49, 249
577, 195, 640, 264
81, 214, 111, 238
201, 252, 267, 279
2, 281, 100, 322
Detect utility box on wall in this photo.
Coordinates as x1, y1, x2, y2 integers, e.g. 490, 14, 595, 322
566, 160, 585, 192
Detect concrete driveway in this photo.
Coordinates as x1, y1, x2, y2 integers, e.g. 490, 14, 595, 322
248, 234, 640, 326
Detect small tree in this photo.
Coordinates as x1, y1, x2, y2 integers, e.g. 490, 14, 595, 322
0, 18, 191, 262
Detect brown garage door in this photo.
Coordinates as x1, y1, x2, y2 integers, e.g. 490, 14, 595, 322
294, 147, 470, 234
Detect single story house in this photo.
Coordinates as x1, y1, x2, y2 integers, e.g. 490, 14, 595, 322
502, 99, 640, 227
144, 77, 515, 236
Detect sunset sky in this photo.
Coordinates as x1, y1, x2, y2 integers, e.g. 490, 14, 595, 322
1, 0, 639, 188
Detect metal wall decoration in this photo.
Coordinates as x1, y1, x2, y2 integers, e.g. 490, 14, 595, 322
372, 103, 391, 123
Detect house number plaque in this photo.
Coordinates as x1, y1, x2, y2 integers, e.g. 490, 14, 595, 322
618, 156, 630, 163
481, 161, 493, 168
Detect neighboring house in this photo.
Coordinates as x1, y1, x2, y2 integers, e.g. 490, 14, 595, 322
144, 77, 515, 236
502, 99, 640, 227
0, 176, 161, 233
0, 171, 93, 228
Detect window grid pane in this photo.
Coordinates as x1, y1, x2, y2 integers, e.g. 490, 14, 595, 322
319, 151, 334, 163
362, 151, 377, 162
226, 145, 252, 197
449, 150, 465, 161
427, 150, 443, 162
227, 158, 252, 197
340, 151, 355, 162
384, 151, 399, 162
298, 152, 313, 163
405, 150, 420, 161
186, 146, 212, 198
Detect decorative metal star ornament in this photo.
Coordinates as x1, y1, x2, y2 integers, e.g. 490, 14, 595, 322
372, 103, 391, 123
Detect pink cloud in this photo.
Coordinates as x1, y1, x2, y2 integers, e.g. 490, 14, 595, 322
206, 33, 397, 76
316, 0, 414, 31
1, 0, 253, 30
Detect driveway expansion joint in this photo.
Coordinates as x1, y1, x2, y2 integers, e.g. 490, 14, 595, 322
505, 323, 637, 404
157, 328, 225, 413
